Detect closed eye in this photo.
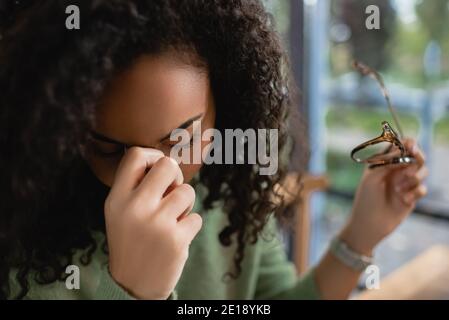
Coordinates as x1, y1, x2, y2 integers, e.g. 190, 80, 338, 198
166, 134, 195, 148
88, 141, 125, 158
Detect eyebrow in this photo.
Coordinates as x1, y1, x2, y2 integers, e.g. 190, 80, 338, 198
90, 113, 204, 147
89, 131, 129, 147
158, 113, 203, 142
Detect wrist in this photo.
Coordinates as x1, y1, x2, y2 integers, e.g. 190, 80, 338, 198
329, 236, 374, 273
339, 224, 375, 256
107, 265, 139, 298
109, 271, 171, 300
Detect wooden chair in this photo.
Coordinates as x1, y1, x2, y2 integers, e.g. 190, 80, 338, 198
277, 172, 329, 274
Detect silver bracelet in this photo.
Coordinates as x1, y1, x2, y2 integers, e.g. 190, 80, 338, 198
329, 237, 373, 272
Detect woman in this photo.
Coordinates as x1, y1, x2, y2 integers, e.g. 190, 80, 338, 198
0, 0, 427, 299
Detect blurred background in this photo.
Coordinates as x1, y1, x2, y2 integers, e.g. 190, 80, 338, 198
264, 0, 449, 295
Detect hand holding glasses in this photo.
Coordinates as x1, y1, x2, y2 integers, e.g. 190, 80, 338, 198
350, 61, 417, 169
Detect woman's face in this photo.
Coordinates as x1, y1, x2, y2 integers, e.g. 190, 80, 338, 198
86, 53, 216, 187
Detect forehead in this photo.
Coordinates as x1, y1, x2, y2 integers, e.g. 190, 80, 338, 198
95, 54, 210, 145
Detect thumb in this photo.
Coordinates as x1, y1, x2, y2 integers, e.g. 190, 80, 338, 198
364, 162, 410, 185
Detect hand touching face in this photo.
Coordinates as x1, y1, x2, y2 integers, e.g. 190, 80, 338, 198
86, 53, 216, 186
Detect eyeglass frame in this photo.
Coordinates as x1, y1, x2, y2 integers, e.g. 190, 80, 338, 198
349, 61, 416, 169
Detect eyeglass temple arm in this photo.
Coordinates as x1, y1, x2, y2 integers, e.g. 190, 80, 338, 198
353, 61, 404, 139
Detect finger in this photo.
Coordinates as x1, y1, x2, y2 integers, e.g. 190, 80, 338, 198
411, 144, 425, 167
402, 138, 416, 150
177, 212, 203, 244
402, 184, 427, 206
382, 144, 402, 158
365, 160, 408, 182
403, 138, 425, 166
159, 183, 195, 221
111, 147, 165, 195
136, 156, 184, 199
396, 166, 429, 192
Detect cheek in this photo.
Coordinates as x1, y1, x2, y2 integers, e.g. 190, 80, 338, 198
178, 139, 211, 183
179, 144, 208, 183
179, 163, 203, 183
85, 155, 119, 188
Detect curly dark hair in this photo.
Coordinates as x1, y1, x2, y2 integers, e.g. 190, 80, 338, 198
0, 0, 306, 299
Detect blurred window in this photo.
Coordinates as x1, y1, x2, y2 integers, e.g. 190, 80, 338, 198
266, 0, 449, 288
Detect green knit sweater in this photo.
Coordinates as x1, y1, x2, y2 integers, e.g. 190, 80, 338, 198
8, 187, 321, 300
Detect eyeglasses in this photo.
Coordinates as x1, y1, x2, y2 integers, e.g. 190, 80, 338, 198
350, 61, 416, 169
